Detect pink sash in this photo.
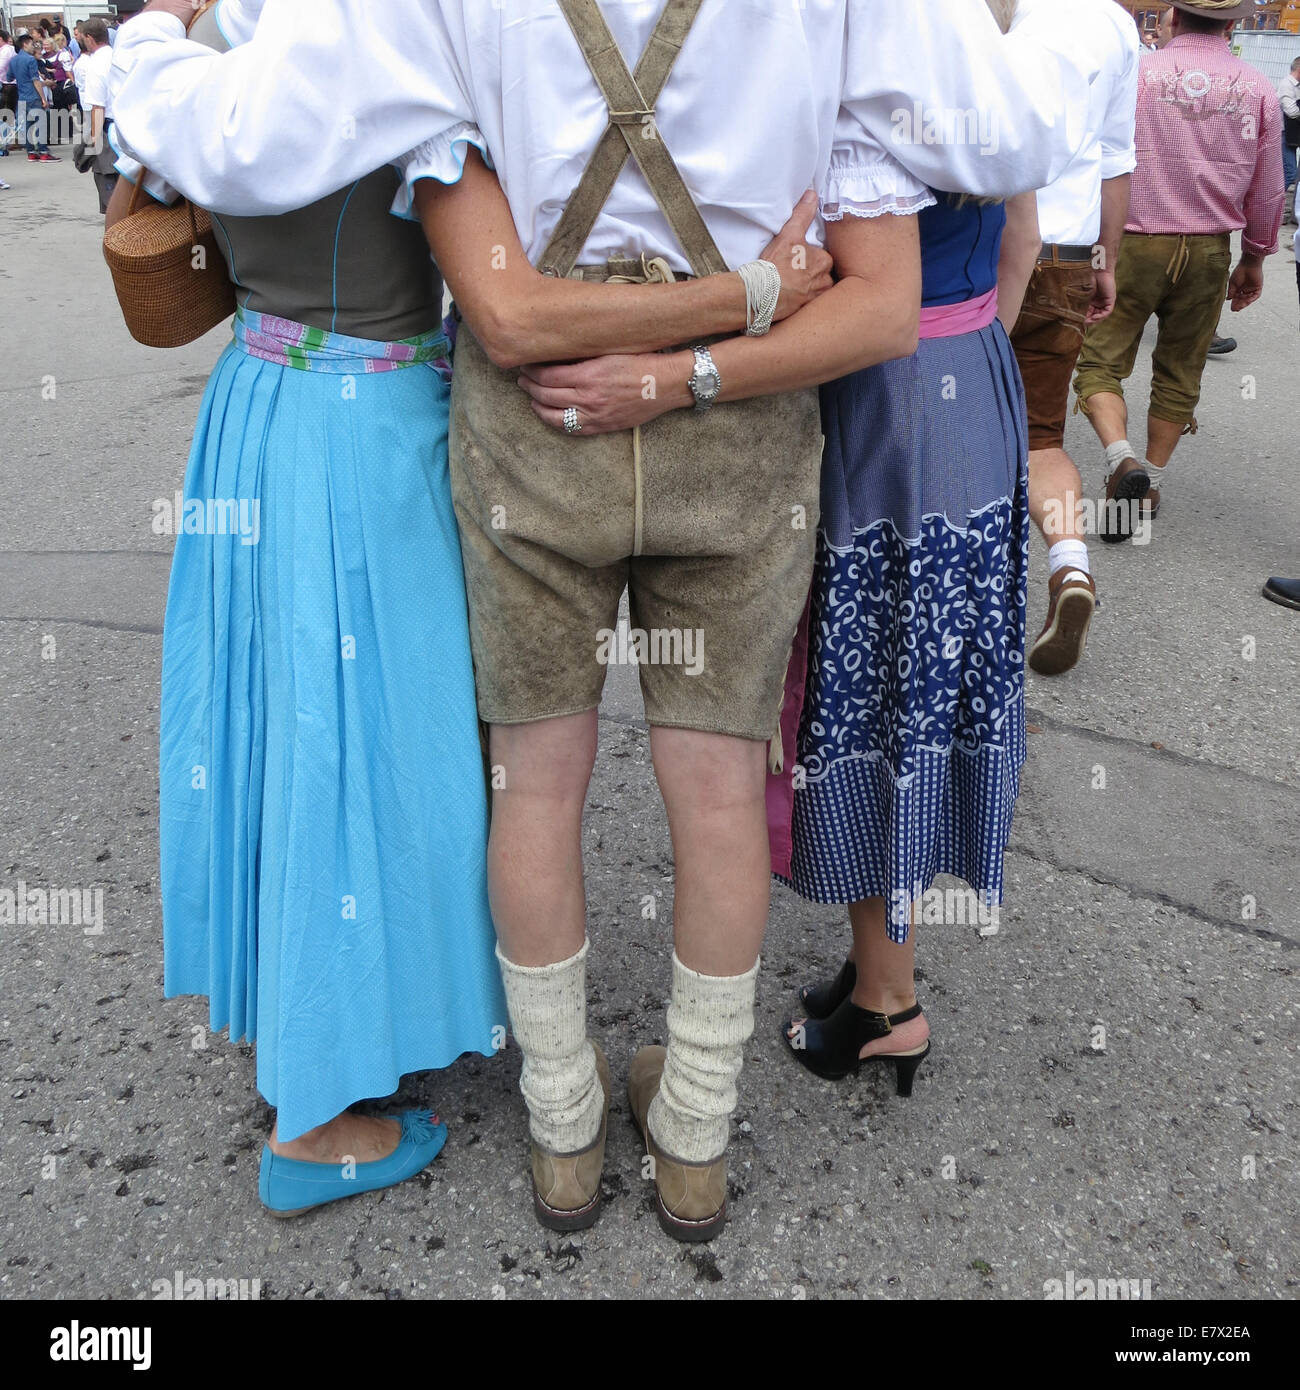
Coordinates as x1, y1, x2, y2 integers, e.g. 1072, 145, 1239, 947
918, 286, 999, 340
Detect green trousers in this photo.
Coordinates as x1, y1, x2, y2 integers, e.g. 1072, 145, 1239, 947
1074, 231, 1232, 429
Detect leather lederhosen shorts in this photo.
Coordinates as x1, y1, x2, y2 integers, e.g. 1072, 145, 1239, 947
448, 289, 823, 743
1010, 260, 1096, 452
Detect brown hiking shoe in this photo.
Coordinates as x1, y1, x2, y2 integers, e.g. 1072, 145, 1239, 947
1029, 568, 1096, 676
531, 1043, 611, 1232
628, 1045, 727, 1243
1101, 459, 1150, 544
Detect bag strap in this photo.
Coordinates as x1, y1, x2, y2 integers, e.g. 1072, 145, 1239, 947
539, 0, 727, 280
126, 167, 148, 216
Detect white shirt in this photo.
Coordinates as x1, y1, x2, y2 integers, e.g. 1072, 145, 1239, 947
81, 43, 114, 118
1031, 0, 1140, 247
0, 42, 15, 83
72, 51, 90, 109
1280, 73, 1300, 123
403, 0, 941, 272
110, 0, 1094, 272
112, 0, 264, 204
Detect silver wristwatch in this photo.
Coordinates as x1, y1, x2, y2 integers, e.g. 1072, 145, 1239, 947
687, 345, 722, 411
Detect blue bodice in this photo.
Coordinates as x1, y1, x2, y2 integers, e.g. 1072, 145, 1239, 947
919, 195, 1007, 308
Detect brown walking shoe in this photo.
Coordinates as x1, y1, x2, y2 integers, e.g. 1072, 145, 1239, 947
628, 1045, 727, 1243
1028, 567, 1096, 677
531, 1042, 611, 1232
1100, 458, 1150, 543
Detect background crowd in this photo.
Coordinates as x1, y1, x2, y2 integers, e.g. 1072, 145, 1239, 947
0, 13, 117, 190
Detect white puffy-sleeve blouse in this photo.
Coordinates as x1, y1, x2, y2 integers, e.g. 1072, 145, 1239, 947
833, 0, 1098, 207
109, 0, 487, 216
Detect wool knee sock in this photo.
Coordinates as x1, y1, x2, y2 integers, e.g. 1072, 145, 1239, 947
496, 941, 603, 1154
648, 953, 759, 1163
1145, 459, 1171, 492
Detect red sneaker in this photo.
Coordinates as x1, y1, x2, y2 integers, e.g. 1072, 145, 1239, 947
38, 153, 60, 162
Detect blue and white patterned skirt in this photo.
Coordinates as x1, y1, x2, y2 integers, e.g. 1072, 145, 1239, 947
783, 321, 1029, 942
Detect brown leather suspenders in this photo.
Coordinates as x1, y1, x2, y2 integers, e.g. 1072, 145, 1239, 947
538, 0, 729, 279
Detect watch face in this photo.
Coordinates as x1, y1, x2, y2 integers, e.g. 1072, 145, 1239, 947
698, 370, 719, 395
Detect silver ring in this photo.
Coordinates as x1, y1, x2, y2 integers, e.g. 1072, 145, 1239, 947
563, 406, 583, 435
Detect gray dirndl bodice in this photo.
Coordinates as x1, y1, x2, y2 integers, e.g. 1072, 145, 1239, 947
191, 6, 442, 342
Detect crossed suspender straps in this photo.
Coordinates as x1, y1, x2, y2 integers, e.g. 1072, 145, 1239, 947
538, 0, 729, 280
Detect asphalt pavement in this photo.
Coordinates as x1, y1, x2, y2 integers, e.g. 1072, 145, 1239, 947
1, 155, 1297, 1302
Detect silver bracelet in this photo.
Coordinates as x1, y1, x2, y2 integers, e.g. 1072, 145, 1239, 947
738, 259, 782, 337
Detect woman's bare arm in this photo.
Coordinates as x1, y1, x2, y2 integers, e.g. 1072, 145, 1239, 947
706, 211, 921, 401
996, 191, 1041, 331
413, 150, 832, 369
517, 210, 922, 434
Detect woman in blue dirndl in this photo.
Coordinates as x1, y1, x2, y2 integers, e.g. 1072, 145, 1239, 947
772, 189, 1040, 1093
106, 0, 509, 1217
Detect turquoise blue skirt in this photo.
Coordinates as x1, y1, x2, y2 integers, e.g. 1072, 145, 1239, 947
159, 343, 505, 1141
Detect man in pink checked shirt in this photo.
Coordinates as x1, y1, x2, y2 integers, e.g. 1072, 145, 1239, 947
1073, 0, 1284, 542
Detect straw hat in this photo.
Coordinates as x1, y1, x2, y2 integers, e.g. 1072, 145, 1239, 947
1169, 1, 1259, 20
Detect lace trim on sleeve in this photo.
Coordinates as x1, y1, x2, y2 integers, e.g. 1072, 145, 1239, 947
821, 163, 936, 221
390, 121, 492, 221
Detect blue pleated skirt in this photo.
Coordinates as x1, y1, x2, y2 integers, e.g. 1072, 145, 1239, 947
785, 321, 1030, 941
159, 344, 506, 1140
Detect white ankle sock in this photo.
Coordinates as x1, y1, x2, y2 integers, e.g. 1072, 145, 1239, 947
496, 941, 603, 1154
1048, 538, 1090, 577
648, 953, 759, 1164
1144, 459, 1170, 491
1104, 440, 1137, 478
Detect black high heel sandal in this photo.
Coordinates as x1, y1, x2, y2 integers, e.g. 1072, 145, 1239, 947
798, 957, 856, 1021
781, 998, 930, 1095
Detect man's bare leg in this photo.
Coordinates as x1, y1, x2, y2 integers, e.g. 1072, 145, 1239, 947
1082, 389, 1152, 542
1081, 388, 1130, 451
1142, 413, 1185, 512
489, 711, 605, 1170
1028, 445, 1097, 675
636, 726, 768, 1172
649, 726, 770, 976
1029, 446, 1087, 549
1144, 415, 1183, 468
488, 711, 596, 967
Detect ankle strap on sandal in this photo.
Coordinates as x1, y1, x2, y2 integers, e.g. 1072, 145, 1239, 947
854, 1001, 923, 1038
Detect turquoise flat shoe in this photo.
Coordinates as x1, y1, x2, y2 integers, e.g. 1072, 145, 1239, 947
258, 1109, 447, 1217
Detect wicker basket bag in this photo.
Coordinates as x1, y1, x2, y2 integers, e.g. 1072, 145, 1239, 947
103, 173, 236, 350
101, 1, 234, 349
